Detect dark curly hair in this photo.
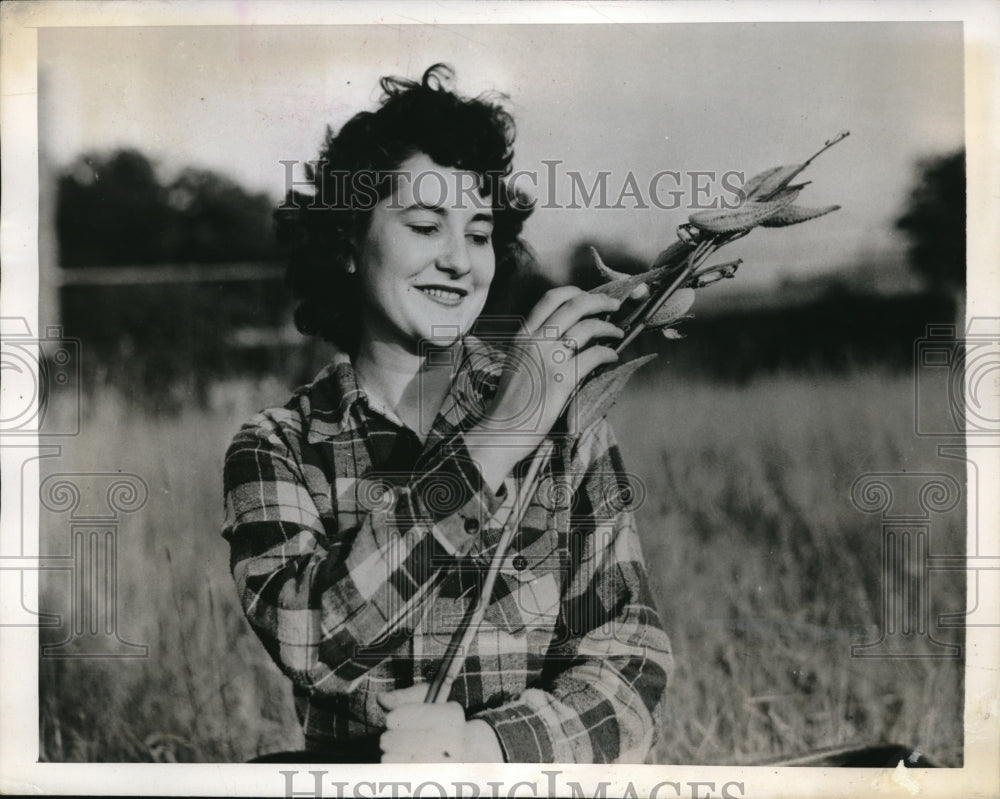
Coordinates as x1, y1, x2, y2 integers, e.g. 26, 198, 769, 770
276, 63, 536, 353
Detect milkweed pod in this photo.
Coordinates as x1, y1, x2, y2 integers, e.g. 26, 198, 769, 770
676, 223, 700, 244
690, 259, 741, 288
760, 204, 841, 227
751, 163, 808, 199
689, 197, 793, 234
762, 185, 805, 205
629, 282, 652, 302
646, 288, 696, 329
739, 165, 785, 202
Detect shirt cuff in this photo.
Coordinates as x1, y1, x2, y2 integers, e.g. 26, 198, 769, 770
412, 434, 507, 557
473, 701, 555, 763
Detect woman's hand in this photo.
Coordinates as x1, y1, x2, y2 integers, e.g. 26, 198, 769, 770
377, 685, 505, 762
466, 286, 623, 492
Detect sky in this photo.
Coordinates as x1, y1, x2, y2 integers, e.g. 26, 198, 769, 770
39, 22, 964, 287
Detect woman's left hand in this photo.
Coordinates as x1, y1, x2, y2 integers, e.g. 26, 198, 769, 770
377, 685, 505, 762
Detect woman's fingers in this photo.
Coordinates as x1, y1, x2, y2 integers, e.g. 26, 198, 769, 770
558, 319, 624, 352
523, 286, 620, 336
573, 344, 620, 383
380, 730, 448, 752
380, 700, 468, 762
384, 701, 464, 731
381, 749, 461, 763
522, 286, 588, 333
541, 290, 621, 340
381, 753, 426, 763
473, 287, 626, 469
380, 738, 463, 761
376, 683, 428, 711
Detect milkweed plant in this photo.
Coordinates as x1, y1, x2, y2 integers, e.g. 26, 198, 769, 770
425, 131, 851, 704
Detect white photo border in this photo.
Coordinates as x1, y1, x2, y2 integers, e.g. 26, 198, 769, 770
1, 1, 998, 797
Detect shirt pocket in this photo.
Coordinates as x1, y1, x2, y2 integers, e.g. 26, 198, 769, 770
483, 550, 563, 637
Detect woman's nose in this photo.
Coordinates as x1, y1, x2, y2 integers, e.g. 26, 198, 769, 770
436, 232, 472, 276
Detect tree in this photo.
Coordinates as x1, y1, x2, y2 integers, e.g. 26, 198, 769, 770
164, 168, 278, 263
54, 148, 285, 408
55, 148, 278, 266
895, 149, 965, 293
56, 149, 171, 266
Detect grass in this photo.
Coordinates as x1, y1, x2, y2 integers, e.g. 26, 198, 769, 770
38, 368, 965, 764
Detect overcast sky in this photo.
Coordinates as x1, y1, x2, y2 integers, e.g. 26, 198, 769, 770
39, 22, 964, 286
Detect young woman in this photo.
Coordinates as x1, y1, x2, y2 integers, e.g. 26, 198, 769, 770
222, 64, 673, 764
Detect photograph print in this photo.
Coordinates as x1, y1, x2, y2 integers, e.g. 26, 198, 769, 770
3, 7, 989, 787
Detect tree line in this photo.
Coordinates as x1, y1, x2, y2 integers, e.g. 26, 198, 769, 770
53, 146, 964, 409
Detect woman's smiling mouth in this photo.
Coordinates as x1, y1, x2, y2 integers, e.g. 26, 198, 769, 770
416, 285, 468, 306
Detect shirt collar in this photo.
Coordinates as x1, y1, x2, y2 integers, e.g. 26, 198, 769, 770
302, 335, 503, 445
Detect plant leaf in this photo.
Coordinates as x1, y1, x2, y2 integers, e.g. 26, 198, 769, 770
590, 240, 697, 302
590, 246, 632, 283
589, 258, 682, 301
565, 354, 657, 435
760, 204, 841, 227
652, 239, 697, 268
590, 273, 654, 302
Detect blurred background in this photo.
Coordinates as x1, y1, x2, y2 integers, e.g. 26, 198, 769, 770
34, 23, 967, 764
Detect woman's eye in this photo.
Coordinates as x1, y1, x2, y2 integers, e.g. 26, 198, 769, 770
467, 232, 492, 246
408, 224, 438, 236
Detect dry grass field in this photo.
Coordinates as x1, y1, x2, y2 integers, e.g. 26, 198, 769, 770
38, 367, 965, 765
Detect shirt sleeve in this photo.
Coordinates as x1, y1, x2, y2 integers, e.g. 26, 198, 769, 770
221, 409, 506, 695
472, 419, 673, 763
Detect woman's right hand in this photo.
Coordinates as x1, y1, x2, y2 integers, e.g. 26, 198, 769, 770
465, 286, 623, 492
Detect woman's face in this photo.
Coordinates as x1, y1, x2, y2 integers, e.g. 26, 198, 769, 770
353, 152, 497, 352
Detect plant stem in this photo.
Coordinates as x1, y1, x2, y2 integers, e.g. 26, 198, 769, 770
424, 229, 742, 703
617, 249, 708, 350
424, 439, 556, 704
422, 134, 846, 707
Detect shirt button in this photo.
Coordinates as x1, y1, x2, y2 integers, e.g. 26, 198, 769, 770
464, 517, 480, 534
512, 554, 528, 571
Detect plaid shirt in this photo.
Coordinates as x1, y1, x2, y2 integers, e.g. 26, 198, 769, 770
222, 336, 672, 763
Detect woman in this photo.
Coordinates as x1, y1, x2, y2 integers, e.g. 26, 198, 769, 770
222, 64, 673, 763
